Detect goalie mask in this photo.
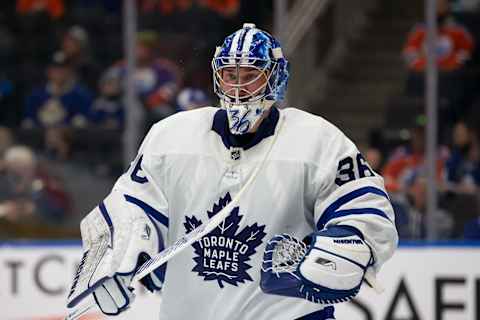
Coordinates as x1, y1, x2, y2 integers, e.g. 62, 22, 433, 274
212, 23, 289, 135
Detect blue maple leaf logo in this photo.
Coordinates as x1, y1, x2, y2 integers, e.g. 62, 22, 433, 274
184, 193, 266, 288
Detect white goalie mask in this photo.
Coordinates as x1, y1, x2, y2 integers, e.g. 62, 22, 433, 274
212, 23, 289, 135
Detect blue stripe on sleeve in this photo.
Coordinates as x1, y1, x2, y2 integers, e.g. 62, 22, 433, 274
99, 201, 114, 247
316, 186, 391, 230
124, 195, 169, 228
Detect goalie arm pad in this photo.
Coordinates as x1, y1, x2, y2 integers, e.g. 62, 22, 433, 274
315, 176, 398, 275
261, 226, 372, 304
66, 191, 165, 315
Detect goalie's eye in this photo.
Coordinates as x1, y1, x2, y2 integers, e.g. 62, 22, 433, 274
315, 258, 337, 270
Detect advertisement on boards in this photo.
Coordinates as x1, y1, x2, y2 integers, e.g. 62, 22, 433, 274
1, 242, 479, 320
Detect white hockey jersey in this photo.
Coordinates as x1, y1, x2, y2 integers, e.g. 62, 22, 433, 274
109, 106, 398, 319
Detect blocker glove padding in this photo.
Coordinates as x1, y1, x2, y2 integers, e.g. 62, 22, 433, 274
66, 192, 165, 316
261, 226, 373, 304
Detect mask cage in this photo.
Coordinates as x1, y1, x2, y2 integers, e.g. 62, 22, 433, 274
212, 56, 279, 105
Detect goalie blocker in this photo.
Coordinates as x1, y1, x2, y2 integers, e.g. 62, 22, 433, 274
66, 191, 164, 316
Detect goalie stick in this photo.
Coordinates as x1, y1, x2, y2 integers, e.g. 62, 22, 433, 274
65, 115, 284, 320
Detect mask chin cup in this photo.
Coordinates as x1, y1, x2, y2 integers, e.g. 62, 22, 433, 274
221, 99, 275, 135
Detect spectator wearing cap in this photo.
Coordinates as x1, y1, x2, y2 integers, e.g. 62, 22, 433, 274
103, 31, 182, 123
61, 25, 100, 91
23, 51, 94, 128
90, 68, 124, 128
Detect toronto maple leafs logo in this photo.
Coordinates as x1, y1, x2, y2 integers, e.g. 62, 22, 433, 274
184, 193, 266, 288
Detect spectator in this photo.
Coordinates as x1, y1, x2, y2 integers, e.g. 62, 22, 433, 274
16, 0, 64, 19
403, 0, 475, 122
176, 87, 210, 112
445, 120, 480, 193
23, 51, 94, 128
383, 118, 456, 239
61, 25, 101, 91
104, 31, 182, 123
394, 176, 454, 239
382, 122, 445, 193
365, 147, 384, 173
403, 0, 475, 72
0, 145, 71, 224
91, 68, 124, 128
199, 0, 240, 18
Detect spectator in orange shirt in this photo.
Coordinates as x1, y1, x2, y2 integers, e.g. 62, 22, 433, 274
383, 123, 445, 193
139, 0, 192, 15
403, 0, 474, 72
199, 0, 240, 17
383, 121, 452, 239
17, 0, 64, 19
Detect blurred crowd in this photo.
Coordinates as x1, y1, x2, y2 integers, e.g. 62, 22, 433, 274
1, 0, 479, 242
367, 0, 480, 241
0, 0, 270, 238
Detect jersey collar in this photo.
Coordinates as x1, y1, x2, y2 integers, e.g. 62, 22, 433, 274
212, 106, 280, 150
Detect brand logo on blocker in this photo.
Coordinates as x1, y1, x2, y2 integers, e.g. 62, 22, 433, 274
333, 239, 363, 245
184, 193, 266, 288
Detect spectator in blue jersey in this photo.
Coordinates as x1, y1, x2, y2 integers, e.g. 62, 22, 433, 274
91, 68, 124, 128
103, 31, 182, 123
176, 87, 211, 112
22, 51, 94, 128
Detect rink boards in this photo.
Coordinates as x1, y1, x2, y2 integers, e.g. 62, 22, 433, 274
1, 241, 479, 320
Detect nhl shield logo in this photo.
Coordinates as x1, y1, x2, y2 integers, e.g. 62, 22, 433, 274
184, 193, 266, 288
